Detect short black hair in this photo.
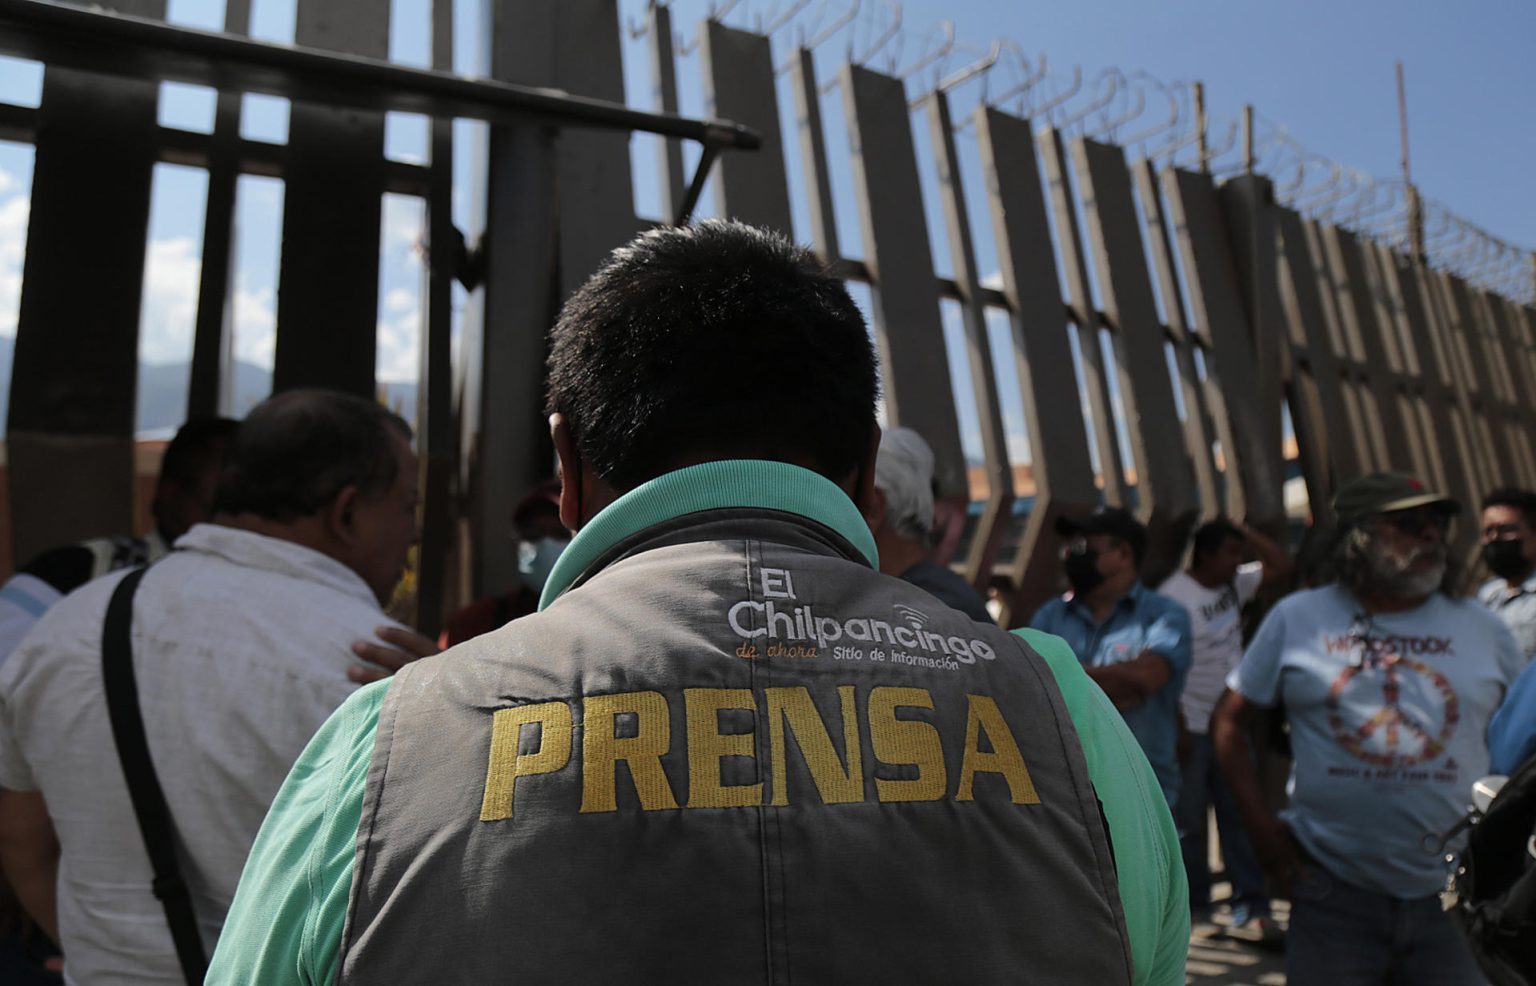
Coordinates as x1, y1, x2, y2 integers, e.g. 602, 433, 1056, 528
1191, 519, 1245, 567
159, 416, 241, 488
1482, 487, 1536, 528
545, 221, 879, 492
215, 389, 412, 521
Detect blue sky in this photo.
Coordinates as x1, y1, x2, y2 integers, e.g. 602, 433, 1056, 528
0, 0, 1529, 449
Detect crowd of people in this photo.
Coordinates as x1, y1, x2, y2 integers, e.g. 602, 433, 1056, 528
0, 219, 1530, 985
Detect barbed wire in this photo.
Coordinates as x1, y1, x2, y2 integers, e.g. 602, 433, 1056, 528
663, 0, 1534, 305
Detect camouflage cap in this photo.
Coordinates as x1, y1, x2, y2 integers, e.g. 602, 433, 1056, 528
1331, 472, 1460, 530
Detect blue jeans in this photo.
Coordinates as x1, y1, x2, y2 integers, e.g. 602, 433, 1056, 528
1287, 858, 1484, 985
1176, 731, 1270, 917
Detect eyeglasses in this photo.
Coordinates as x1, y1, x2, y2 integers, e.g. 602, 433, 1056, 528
1377, 507, 1451, 536
1483, 522, 1526, 542
1061, 535, 1123, 557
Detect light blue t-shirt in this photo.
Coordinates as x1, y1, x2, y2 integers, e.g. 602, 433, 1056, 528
1489, 656, 1536, 774
1031, 582, 1192, 807
1230, 585, 1523, 898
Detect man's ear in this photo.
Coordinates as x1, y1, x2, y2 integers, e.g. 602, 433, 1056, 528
867, 486, 888, 534
853, 425, 882, 526
550, 413, 583, 532
324, 485, 363, 544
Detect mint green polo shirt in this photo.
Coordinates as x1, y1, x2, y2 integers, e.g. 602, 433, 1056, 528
206, 461, 1187, 985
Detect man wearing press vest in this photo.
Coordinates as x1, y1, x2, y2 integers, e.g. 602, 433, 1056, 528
209, 221, 1189, 985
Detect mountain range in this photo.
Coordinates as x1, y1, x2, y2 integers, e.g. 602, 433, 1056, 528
0, 336, 419, 434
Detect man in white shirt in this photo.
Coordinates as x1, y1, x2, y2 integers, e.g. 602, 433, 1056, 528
0, 416, 240, 667
0, 389, 428, 985
1159, 519, 1291, 937
1476, 486, 1536, 661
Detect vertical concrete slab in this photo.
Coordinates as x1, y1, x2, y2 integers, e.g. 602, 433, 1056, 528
1385, 253, 1479, 541
1444, 276, 1522, 490
1072, 137, 1198, 579
1481, 292, 1536, 486
1163, 167, 1286, 530
543, 2, 639, 300
1415, 271, 1480, 504
461, 122, 559, 597
272, 0, 391, 397
415, 0, 458, 637
647, 3, 687, 218
926, 91, 1012, 590
1275, 207, 1353, 502
1219, 175, 1288, 453
840, 64, 965, 499
974, 106, 1097, 622
1318, 226, 1417, 472
1358, 243, 1433, 481
1517, 302, 1536, 431
187, 0, 252, 419
701, 21, 793, 235
1299, 219, 1386, 481
460, 0, 637, 595
1038, 128, 1126, 507
6, 0, 165, 565
1471, 290, 1517, 410
1498, 298, 1536, 418
789, 48, 839, 260
1132, 159, 1221, 517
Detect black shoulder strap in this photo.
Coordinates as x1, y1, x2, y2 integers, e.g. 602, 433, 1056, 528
101, 566, 208, 985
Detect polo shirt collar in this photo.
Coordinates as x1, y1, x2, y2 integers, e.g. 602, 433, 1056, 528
175, 523, 380, 607
1065, 580, 1144, 621
1480, 569, 1536, 604
539, 460, 879, 611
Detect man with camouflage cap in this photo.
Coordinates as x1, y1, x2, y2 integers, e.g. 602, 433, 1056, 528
1212, 473, 1523, 984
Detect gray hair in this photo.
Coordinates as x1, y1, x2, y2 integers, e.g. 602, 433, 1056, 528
874, 426, 936, 543
1331, 519, 1458, 598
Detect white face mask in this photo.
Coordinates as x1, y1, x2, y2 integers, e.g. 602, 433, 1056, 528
517, 536, 567, 593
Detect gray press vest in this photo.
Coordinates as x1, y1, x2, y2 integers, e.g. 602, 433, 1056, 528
339, 510, 1134, 984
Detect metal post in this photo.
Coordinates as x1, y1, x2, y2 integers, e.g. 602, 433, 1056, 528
1242, 103, 1254, 175
1194, 81, 1208, 174
1397, 61, 1425, 265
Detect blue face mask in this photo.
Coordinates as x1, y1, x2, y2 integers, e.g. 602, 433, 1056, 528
517, 536, 567, 594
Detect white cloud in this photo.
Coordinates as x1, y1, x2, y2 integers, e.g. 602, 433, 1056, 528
138, 236, 202, 364
375, 308, 420, 383
385, 286, 415, 313
382, 195, 423, 252
0, 192, 28, 338
232, 285, 277, 369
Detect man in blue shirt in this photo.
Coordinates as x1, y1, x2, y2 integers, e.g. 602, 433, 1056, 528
1031, 507, 1192, 808
1490, 656, 1536, 774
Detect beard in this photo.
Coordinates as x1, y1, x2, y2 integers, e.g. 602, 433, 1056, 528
1363, 537, 1446, 598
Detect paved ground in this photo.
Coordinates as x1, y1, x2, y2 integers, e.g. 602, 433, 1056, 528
1186, 902, 1287, 985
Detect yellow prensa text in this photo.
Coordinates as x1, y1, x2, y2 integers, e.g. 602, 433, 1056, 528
479, 685, 1040, 821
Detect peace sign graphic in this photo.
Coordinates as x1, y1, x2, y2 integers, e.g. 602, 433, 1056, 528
1326, 654, 1460, 767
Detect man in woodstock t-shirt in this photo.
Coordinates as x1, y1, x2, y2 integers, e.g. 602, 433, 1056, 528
1158, 519, 1291, 937
1212, 474, 1523, 985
